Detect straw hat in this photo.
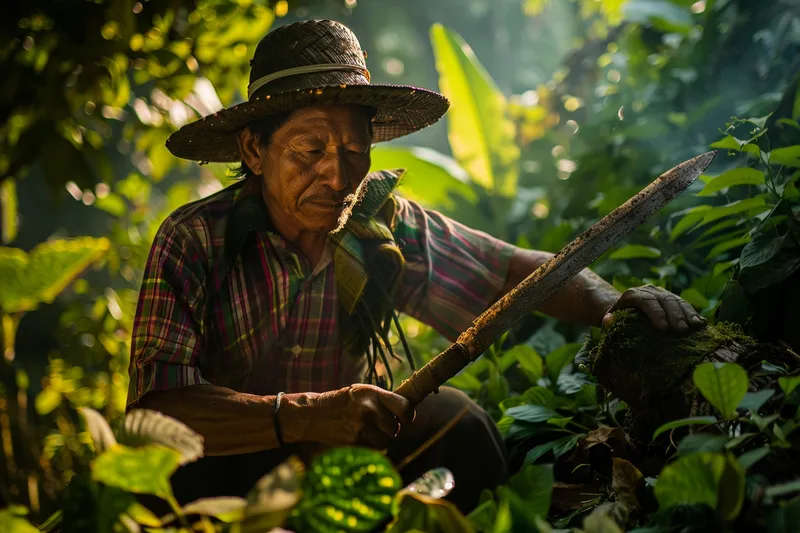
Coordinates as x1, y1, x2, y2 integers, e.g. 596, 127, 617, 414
166, 19, 450, 163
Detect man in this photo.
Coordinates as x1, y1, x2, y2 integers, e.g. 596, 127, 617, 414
128, 19, 703, 513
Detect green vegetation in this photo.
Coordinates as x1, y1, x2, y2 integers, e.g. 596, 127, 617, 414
2, 0, 799, 531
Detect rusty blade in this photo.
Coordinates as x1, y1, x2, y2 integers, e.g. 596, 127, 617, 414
455, 151, 717, 358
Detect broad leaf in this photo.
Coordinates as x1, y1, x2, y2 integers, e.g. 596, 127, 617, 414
1, 179, 17, 244
740, 234, 785, 268
710, 135, 761, 155
545, 343, 581, 382
241, 456, 303, 533
652, 416, 718, 440
505, 404, 560, 424
0, 237, 110, 313
0, 509, 38, 533
507, 464, 554, 524
693, 363, 749, 419
521, 386, 555, 408
79, 407, 118, 453
430, 24, 519, 196
369, 146, 478, 212
509, 345, 544, 383
655, 452, 745, 521
386, 492, 476, 533
737, 390, 775, 411
523, 434, 578, 465
765, 479, 800, 502
696, 197, 770, 229
737, 447, 770, 469
91, 444, 181, 499
679, 288, 709, 310
696, 168, 765, 196
289, 447, 401, 533
161, 497, 247, 525
779, 376, 800, 397
770, 146, 800, 167
120, 409, 204, 465
670, 205, 712, 241
34, 387, 62, 415
609, 244, 661, 260
677, 434, 729, 456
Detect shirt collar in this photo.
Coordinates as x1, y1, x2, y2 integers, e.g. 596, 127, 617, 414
224, 177, 274, 262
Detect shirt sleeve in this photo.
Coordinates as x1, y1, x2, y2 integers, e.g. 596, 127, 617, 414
391, 196, 516, 341
126, 219, 210, 408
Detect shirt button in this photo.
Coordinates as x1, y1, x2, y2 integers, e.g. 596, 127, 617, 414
291, 344, 302, 357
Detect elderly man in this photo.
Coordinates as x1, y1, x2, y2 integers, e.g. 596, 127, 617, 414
128, 19, 703, 513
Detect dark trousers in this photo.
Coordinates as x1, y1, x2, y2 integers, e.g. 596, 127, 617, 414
147, 387, 507, 516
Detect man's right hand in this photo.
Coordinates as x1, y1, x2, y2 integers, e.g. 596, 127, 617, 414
306, 384, 414, 450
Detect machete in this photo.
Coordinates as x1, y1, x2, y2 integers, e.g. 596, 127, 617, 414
394, 151, 717, 405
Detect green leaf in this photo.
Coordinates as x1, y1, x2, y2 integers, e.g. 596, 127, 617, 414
770, 146, 800, 167
120, 409, 203, 465
710, 135, 761, 155
521, 386, 555, 408
94, 193, 127, 217
505, 404, 560, 424
765, 479, 800, 500
1, 179, 17, 244
91, 444, 181, 499
523, 435, 578, 465
670, 205, 712, 241
289, 447, 401, 533
705, 235, 751, 261
507, 464, 554, 524
609, 244, 661, 260
737, 390, 775, 411
623, 0, 694, 32
545, 343, 581, 382
737, 447, 770, 469
509, 345, 544, 383
677, 434, 729, 456
693, 363, 749, 420
0, 237, 110, 313
740, 234, 785, 268
697, 197, 770, 229
655, 452, 745, 521
553, 434, 582, 457
696, 168, 765, 196
766, 498, 800, 533
241, 457, 303, 533
34, 387, 62, 415
779, 376, 800, 397
652, 416, 718, 440
0, 509, 39, 533
429, 24, 519, 196
370, 146, 478, 212
679, 288, 709, 310
387, 491, 476, 533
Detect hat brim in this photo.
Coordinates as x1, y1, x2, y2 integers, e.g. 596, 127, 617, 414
165, 84, 450, 163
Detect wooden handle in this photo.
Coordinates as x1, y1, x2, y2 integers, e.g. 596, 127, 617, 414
394, 343, 473, 405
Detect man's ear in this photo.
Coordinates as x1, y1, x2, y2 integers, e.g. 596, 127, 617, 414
236, 127, 262, 175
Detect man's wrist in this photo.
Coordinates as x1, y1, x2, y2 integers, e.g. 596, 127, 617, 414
276, 392, 319, 444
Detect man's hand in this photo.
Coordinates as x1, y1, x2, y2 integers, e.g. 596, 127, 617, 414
602, 284, 705, 333
307, 384, 414, 450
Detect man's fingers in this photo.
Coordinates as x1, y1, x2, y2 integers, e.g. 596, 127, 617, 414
679, 299, 705, 328
660, 294, 691, 332
370, 409, 400, 439
626, 296, 670, 331
376, 391, 414, 427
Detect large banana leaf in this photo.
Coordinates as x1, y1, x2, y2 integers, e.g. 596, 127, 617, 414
429, 24, 519, 197
0, 237, 110, 314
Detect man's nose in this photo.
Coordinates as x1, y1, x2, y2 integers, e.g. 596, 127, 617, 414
318, 149, 351, 192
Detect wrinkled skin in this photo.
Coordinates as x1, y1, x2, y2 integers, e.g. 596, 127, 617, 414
605, 284, 705, 332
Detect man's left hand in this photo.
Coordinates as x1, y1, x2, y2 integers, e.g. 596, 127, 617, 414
602, 284, 705, 333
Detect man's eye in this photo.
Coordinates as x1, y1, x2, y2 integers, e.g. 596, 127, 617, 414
305, 149, 324, 155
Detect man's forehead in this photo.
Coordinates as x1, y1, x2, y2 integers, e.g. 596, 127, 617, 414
280, 105, 371, 133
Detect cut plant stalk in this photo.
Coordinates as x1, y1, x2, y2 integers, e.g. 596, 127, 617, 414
395, 151, 718, 405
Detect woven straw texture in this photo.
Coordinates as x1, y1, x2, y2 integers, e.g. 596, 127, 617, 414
166, 19, 449, 162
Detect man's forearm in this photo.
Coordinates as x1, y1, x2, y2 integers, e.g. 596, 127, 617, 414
135, 384, 316, 456
499, 248, 621, 327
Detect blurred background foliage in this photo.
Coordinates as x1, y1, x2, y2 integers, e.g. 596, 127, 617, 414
1, 0, 800, 527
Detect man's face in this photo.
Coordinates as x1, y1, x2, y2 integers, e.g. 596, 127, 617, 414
256, 105, 373, 234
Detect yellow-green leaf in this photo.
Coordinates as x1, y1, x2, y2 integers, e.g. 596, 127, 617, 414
609, 244, 661, 260
91, 444, 181, 499
696, 168, 765, 196
779, 376, 800, 397
0, 237, 110, 313
34, 388, 62, 415
770, 145, 800, 167
430, 24, 519, 196
0, 509, 39, 533
655, 452, 745, 522
1, 179, 17, 244
693, 363, 749, 420
369, 146, 478, 212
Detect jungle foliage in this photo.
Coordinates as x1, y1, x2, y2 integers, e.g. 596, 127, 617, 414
1, 0, 800, 532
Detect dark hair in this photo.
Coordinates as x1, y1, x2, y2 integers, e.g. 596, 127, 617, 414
230, 105, 379, 180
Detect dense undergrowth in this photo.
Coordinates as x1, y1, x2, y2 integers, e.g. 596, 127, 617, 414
2, 0, 800, 531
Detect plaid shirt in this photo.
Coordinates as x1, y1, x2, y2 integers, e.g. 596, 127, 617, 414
127, 172, 515, 407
